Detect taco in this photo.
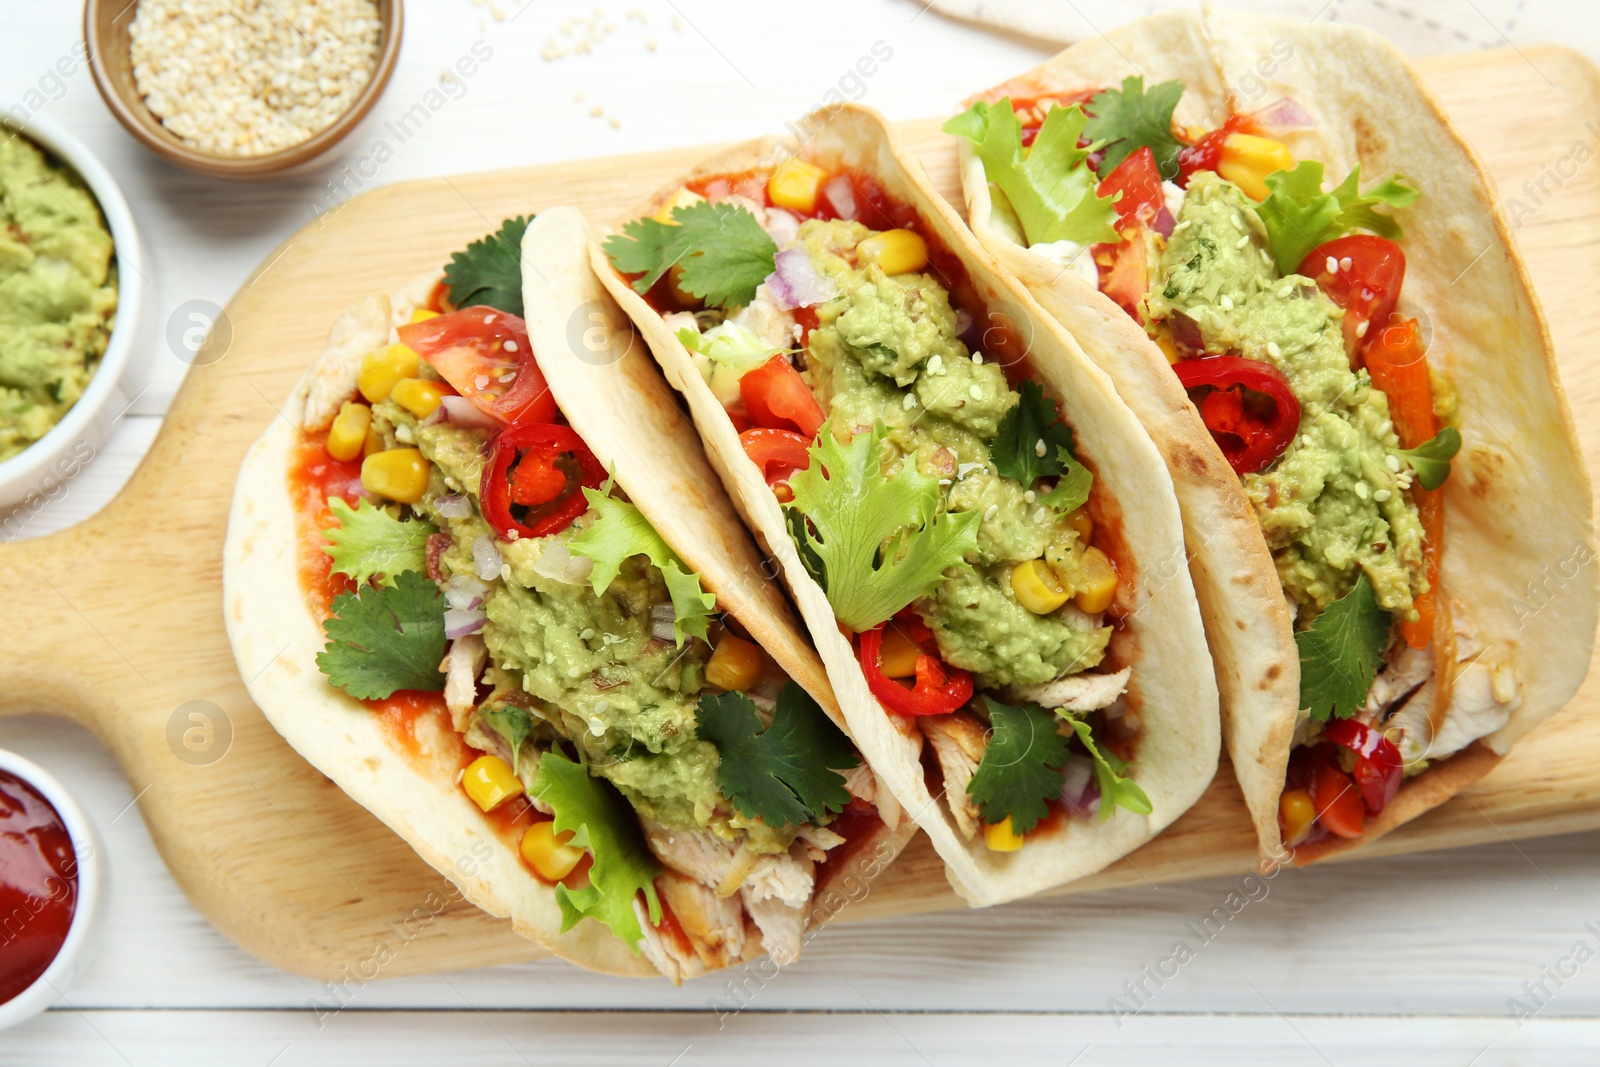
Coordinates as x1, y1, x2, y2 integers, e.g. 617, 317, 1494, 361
223, 208, 913, 980
945, 9, 1596, 862
592, 103, 1220, 906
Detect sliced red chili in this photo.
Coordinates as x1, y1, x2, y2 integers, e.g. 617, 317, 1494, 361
1309, 755, 1366, 839
481, 424, 605, 541
739, 427, 811, 503
740, 356, 826, 439
1172, 355, 1301, 475
1322, 719, 1403, 815
858, 623, 973, 717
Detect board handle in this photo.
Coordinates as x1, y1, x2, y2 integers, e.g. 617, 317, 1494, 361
0, 526, 115, 726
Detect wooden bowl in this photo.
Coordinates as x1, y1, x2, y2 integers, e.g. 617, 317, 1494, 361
84, 0, 403, 180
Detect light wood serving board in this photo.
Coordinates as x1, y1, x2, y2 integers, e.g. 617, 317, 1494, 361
2, 46, 1597, 981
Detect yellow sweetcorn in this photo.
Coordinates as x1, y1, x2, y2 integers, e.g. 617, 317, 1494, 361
358, 343, 421, 404
857, 229, 929, 276
360, 448, 430, 504
1153, 331, 1181, 365
1011, 558, 1070, 615
362, 424, 385, 457
1064, 505, 1094, 545
521, 821, 585, 880
463, 755, 522, 812
327, 401, 372, 462
876, 624, 921, 679
766, 159, 828, 213
1074, 546, 1119, 614
1217, 133, 1293, 201
409, 308, 440, 324
391, 378, 451, 419
1279, 789, 1318, 846
984, 815, 1025, 852
653, 187, 706, 224
705, 635, 763, 692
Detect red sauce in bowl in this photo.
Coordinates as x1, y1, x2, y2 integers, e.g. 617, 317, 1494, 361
0, 769, 78, 1004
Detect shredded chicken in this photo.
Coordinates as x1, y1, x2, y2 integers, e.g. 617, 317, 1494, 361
922, 710, 988, 840
739, 888, 806, 966
1013, 667, 1131, 713
300, 295, 389, 430
1381, 602, 1520, 765
388, 271, 438, 336
440, 635, 487, 732
745, 845, 815, 909
729, 283, 796, 351
635, 897, 703, 984
1365, 642, 1434, 718
795, 824, 846, 864
658, 872, 747, 970
642, 821, 740, 891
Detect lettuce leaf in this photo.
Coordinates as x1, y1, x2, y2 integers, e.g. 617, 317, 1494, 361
568, 490, 717, 645
1258, 162, 1419, 274
323, 497, 436, 587
1062, 715, 1152, 821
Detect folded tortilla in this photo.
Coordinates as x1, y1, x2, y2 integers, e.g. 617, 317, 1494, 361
223, 209, 914, 979
594, 104, 1221, 906
951, 8, 1596, 862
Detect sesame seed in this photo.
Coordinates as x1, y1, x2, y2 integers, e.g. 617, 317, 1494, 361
475, 375, 491, 389
902, 393, 917, 411
1302, 434, 1313, 447
1326, 256, 1339, 274
928, 355, 943, 374
1173, 220, 1191, 233
968, 385, 983, 400
505, 340, 519, 352
1221, 295, 1234, 310
1340, 257, 1353, 272
1356, 320, 1369, 339
1267, 341, 1282, 359
1385, 454, 1401, 472
1024, 490, 1036, 503
984, 504, 999, 522
1035, 439, 1047, 458
1356, 482, 1370, 499
972, 352, 983, 365
1235, 235, 1250, 249
1373, 489, 1392, 502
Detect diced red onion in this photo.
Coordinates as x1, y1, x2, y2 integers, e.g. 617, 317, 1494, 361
1152, 206, 1176, 238
444, 574, 488, 610
764, 208, 800, 250
532, 540, 594, 585
955, 308, 982, 350
1251, 97, 1317, 133
436, 493, 471, 519
1060, 754, 1098, 814
444, 607, 486, 639
472, 535, 504, 581
650, 603, 677, 642
821, 175, 858, 221
765, 247, 836, 311
439, 395, 502, 430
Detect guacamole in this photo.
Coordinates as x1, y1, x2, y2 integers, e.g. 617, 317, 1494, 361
0, 131, 117, 463
375, 400, 792, 854
1142, 173, 1427, 621
797, 219, 1110, 688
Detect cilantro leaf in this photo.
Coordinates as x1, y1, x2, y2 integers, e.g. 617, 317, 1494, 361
966, 699, 1070, 835
444, 215, 532, 316
696, 683, 858, 829
568, 490, 717, 645
1084, 75, 1187, 179
1395, 426, 1461, 491
1038, 448, 1093, 517
316, 570, 447, 700
1062, 716, 1152, 821
530, 750, 662, 952
480, 706, 531, 758
943, 98, 1119, 248
1258, 162, 1419, 274
1296, 573, 1393, 722
993, 380, 1076, 487
787, 422, 981, 631
603, 200, 777, 310
322, 497, 436, 588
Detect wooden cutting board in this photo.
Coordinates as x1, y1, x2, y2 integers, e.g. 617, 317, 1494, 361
3, 46, 1597, 981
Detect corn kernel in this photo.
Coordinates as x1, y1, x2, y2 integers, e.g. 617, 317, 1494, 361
463, 754, 522, 812
857, 229, 929, 275
876, 624, 921, 679
1154, 331, 1180, 365
652, 187, 706, 224
327, 401, 372, 462
361, 447, 430, 504
984, 815, 1025, 852
1012, 558, 1070, 615
1064, 504, 1093, 545
409, 308, 440, 324
391, 378, 452, 419
362, 425, 385, 457
359, 343, 422, 404
521, 821, 584, 880
1279, 788, 1318, 846
1217, 133, 1294, 201
705, 635, 763, 692
767, 159, 828, 213
1074, 546, 1118, 614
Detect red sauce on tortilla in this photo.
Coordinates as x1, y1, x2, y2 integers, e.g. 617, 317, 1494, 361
651, 890, 695, 957
287, 432, 362, 615
0, 770, 77, 1005
811, 799, 885, 898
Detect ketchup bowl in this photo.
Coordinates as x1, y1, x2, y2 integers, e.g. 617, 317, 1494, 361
0, 749, 107, 1032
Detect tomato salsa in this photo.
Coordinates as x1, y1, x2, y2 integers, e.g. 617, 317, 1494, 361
0, 769, 78, 1005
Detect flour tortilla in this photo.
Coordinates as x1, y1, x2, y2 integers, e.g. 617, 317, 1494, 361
223, 209, 912, 978
952, 7, 1597, 863
594, 103, 1221, 906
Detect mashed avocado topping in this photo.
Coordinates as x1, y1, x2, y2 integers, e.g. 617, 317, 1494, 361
0, 132, 118, 462
797, 219, 1110, 687
375, 399, 793, 854
1142, 173, 1426, 621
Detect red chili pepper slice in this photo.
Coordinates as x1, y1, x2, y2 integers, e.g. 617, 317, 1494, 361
1322, 719, 1404, 815
739, 427, 811, 503
1172, 355, 1301, 474
858, 623, 973, 717
481, 424, 605, 541
1309, 756, 1366, 839
740, 356, 826, 439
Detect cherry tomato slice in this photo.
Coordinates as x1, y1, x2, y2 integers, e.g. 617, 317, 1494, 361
481, 424, 605, 541
398, 306, 558, 427
1310, 757, 1366, 839
1171, 355, 1302, 474
1098, 146, 1172, 232
740, 356, 826, 439
1096, 224, 1150, 321
739, 427, 812, 503
1298, 235, 1406, 361
1322, 718, 1404, 815
858, 624, 973, 717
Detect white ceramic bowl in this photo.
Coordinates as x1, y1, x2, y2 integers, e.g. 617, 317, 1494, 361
0, 748, 108, 1032
0, 114, 145, 514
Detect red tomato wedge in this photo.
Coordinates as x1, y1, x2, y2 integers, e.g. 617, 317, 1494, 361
481, 424, 605, 541
1322, 719, 1403, 815
1299, 235, 1406, 361
1310, 757, 1366, 839
739, 427, 811, 503
398, 306, 558, 427
1098, 146, 1171, 233
740, 356, 826, 439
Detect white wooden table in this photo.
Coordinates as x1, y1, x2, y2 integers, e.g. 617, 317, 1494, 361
4, 1, 1600, 1062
